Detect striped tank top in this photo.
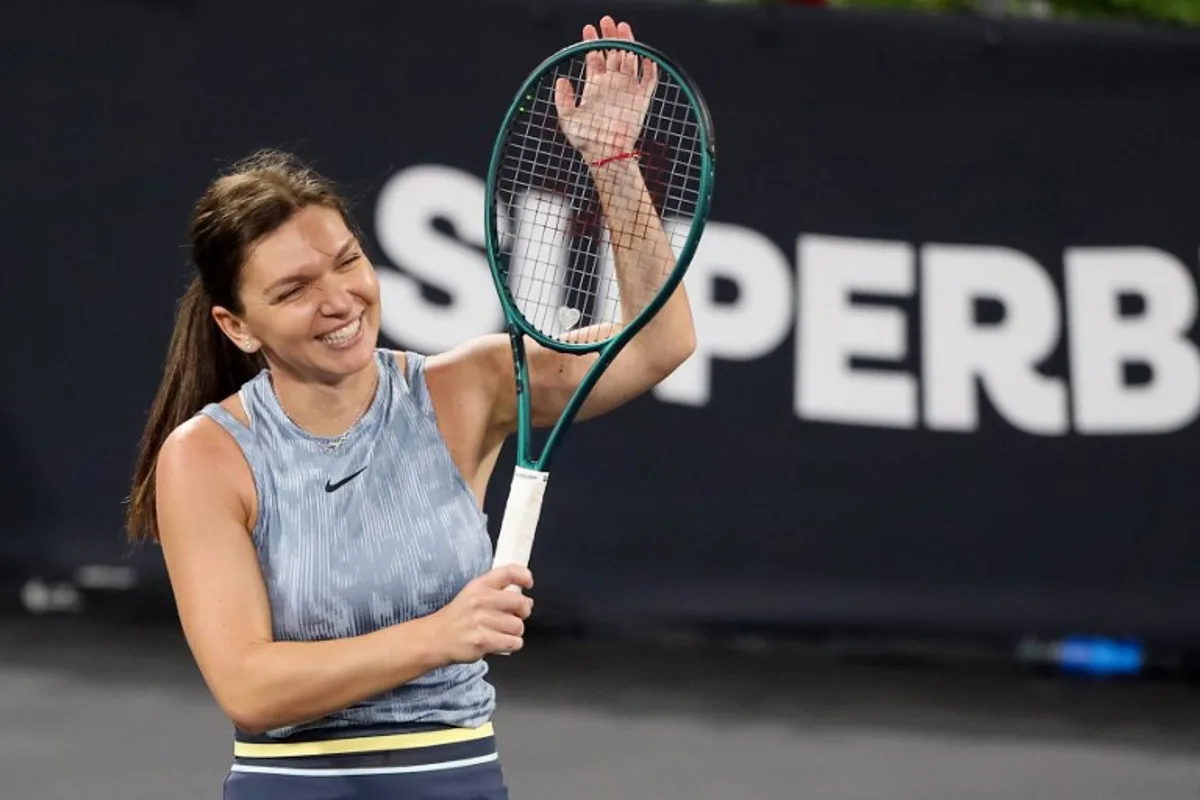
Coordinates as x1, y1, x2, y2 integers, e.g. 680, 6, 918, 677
200, 348, 496, 738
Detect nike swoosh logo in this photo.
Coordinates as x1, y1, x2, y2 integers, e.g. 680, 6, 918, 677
324, 467, 367, 493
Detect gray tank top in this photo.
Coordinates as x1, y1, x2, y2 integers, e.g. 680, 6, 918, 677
200, 348, 495, 738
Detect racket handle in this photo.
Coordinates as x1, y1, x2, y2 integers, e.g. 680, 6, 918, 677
491, 467, 548, 658
492, 466, 549, 584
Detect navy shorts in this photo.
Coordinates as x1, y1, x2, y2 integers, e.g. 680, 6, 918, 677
222, 721, 509, 800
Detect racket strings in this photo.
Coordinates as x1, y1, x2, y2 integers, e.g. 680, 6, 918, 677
501, 59, 595, 328
496, 46, 705, 345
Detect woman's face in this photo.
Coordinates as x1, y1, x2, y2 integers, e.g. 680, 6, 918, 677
219, 204, 381, 384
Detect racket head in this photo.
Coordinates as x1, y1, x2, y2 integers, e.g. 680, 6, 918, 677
484, 37, 716, 356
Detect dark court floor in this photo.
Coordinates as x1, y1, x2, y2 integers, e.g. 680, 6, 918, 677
1, 613, 1198, 800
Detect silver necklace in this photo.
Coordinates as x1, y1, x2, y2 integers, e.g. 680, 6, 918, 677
320, 430, 354, 454
277, 371, 379, 454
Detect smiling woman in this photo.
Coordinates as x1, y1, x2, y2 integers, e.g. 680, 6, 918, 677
123, 147, 533, 799
121, 14, 697, 800
124, 149, 532, 799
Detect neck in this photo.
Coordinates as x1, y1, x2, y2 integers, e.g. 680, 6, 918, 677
269, 358, 379, 438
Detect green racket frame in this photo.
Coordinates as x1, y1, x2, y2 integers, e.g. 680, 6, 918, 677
483, 37, 717, 474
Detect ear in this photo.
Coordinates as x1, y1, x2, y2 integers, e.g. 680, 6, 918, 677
211, 305, 260, 354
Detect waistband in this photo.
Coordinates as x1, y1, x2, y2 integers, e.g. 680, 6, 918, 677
231, 722, 497, 775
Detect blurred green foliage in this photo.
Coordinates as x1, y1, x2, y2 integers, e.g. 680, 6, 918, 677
717, 0, 1200, 26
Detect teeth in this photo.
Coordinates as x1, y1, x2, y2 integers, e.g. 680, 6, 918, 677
319, 317, 361, 344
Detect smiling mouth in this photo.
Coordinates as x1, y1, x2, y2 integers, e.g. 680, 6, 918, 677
317, 315, 363, 346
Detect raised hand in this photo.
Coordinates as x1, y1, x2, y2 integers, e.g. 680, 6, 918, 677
554, 16, 657, 164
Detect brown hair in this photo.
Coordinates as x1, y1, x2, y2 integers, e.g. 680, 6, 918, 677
125, 149, 357, 543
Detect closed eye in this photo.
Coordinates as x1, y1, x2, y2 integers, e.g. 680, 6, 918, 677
273, 284, 305, 303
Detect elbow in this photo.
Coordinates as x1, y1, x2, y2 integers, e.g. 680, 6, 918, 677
678, 328, 698, 364
227, 702, 308, 736
222, 695, 278, 736
649, 331, 697, 381
210, 644, 303, 735
669, 326, 698, 371
213, 671, 291, 735
231, 717, 271, 736
230, 715, 272, 737
220, 684, 321, 736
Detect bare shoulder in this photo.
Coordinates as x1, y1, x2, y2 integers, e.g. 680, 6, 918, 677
156, 405, 255, 532
159, 401, 244, 473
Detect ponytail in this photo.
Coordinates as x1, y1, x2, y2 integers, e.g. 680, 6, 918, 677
125, 277, 262, 544
128, 148, 352, 542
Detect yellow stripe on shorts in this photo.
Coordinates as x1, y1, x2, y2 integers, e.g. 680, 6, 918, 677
233, 722, 495, 759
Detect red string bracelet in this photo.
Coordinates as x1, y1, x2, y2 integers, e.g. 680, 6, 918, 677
591, 150, 641, 168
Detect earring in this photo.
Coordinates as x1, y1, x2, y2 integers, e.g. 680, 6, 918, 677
242, 340, 256, 352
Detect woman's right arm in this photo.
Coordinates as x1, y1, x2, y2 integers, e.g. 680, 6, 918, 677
155, 417, 532, 735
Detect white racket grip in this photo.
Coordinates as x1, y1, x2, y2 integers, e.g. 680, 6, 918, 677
492, 466, 549, 581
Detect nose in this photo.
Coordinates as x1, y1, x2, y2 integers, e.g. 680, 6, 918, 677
319, 275, 356, 317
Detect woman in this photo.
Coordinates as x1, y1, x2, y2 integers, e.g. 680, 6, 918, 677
124, 15, 695, 800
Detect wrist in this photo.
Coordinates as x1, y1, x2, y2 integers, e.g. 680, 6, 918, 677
588, 149, 641, 170
398, 614, 449, 674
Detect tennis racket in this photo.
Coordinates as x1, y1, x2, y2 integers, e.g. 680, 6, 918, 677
486, 31, 716, 579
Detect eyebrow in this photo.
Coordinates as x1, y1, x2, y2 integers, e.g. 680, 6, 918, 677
262, 237, 358, 295
331, 238, 357, 260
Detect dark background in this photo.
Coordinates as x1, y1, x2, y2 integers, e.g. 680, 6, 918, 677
5, 2, 1200, 798
6, 0, 1200, 644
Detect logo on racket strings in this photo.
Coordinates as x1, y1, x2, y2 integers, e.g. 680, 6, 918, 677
557, 306, 582, 333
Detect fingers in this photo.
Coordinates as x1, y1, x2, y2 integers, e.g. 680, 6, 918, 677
554, 77, 576, 116
470, 626, 523, 658
589, 17, 638, 78
493, 634, 525, 654
640, 57, 658, 92
487, 613, 526, 656
619, 49, 637, 78
583, 23, 604, 78
606, 47, 621, 74
479, 564, 533, 591
485, 610, 526, 638
482, 597, 530, 658
491, 589, 534, 619
484, 589, 533, 622
617, 22, 638, 76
